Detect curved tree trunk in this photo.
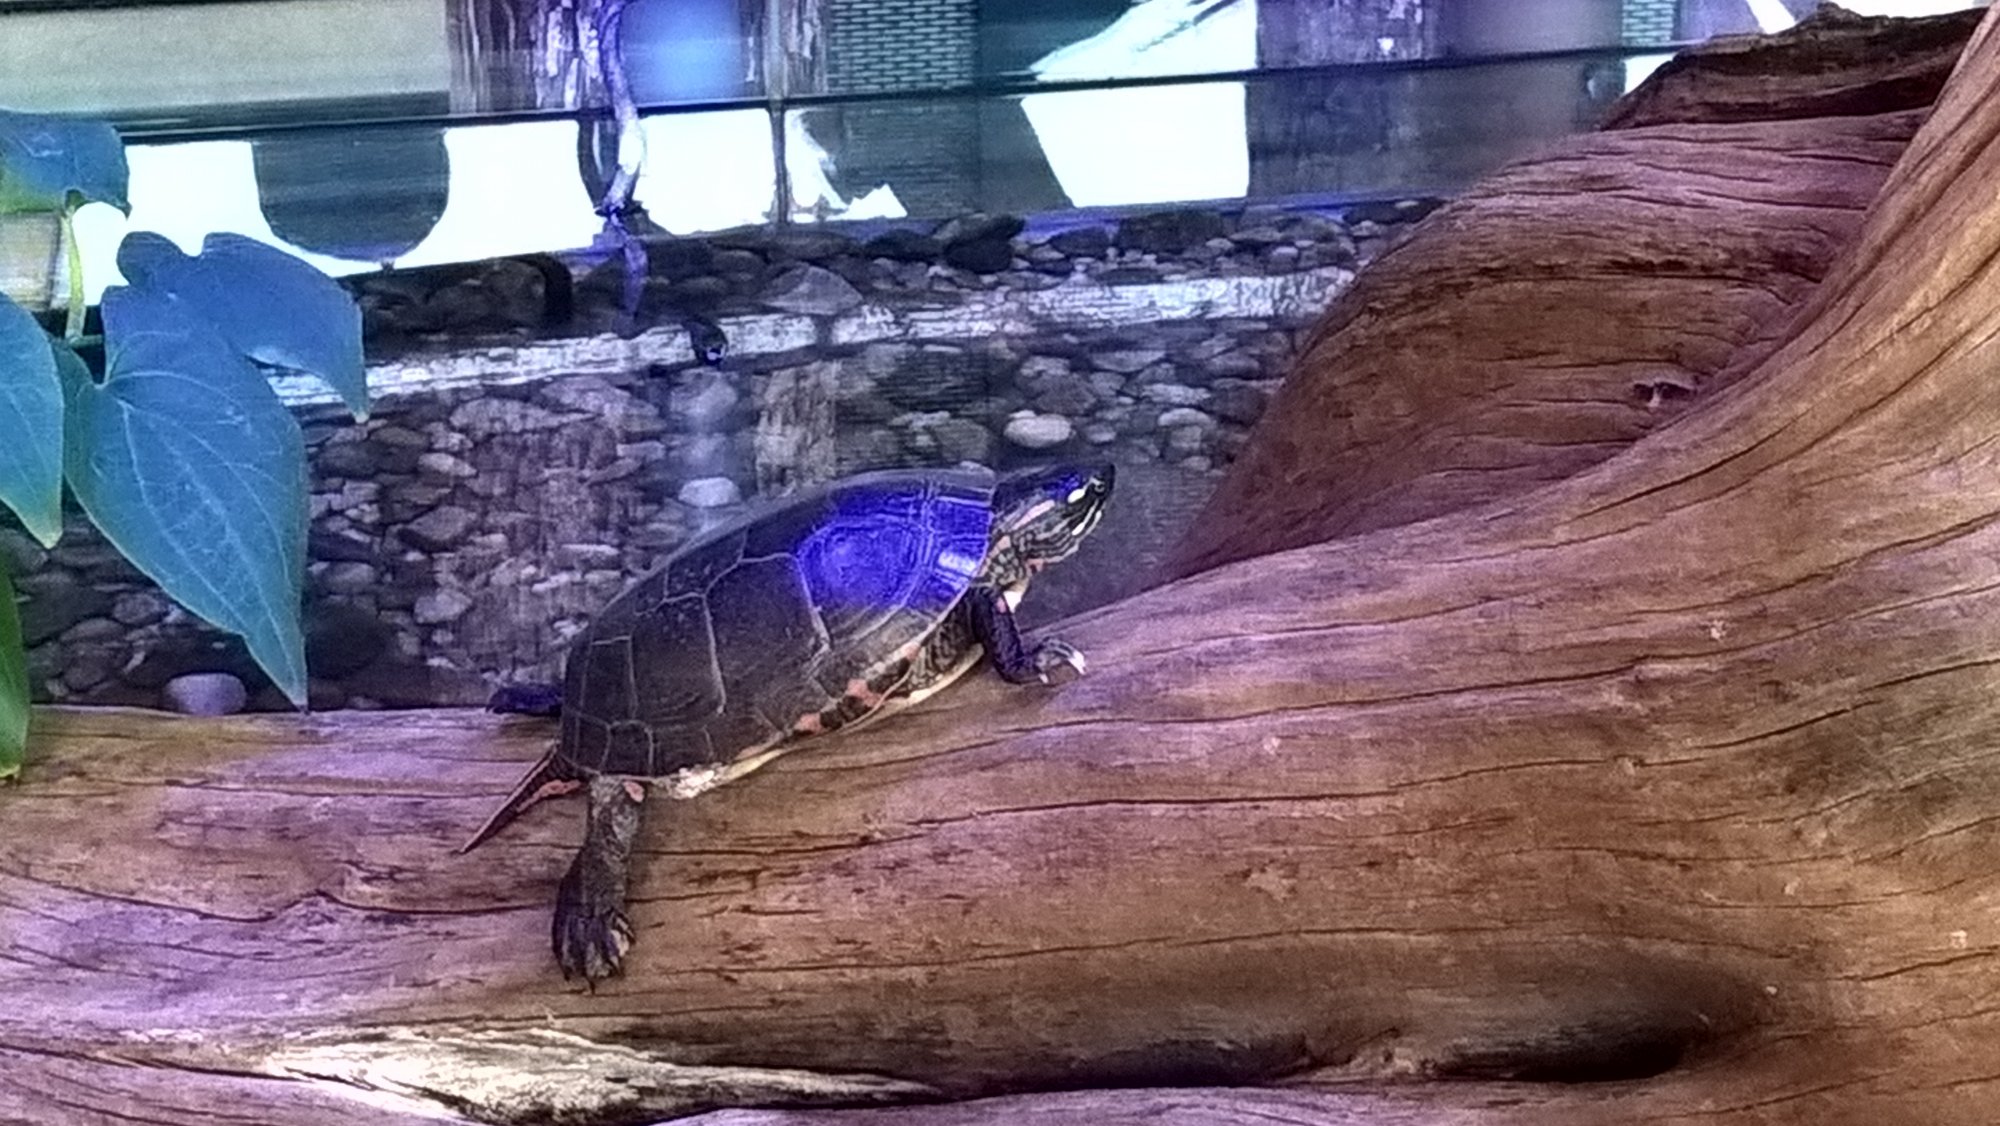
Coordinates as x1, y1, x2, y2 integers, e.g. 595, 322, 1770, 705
10, 8, 2000, 1126
1169, 5, 1985, 578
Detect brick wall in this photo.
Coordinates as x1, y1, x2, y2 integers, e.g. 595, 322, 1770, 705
1621, 0, 1680, 45
825, 0, 977, 93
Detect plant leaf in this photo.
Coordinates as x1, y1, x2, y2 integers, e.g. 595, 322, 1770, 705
117, 232, 368, 419
63, 286, 309, 704
0, 109, 129, 215
0, 563, 25, 781
0, 296, 62, 545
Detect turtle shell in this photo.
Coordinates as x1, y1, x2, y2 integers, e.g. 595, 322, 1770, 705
557, 467, 998, 777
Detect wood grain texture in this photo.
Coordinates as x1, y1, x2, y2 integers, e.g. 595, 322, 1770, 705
1601, 5, 1983, 130
1167, 4, 1986, 581
10, 9, 2000, 1126
1168, 107, 1921, 578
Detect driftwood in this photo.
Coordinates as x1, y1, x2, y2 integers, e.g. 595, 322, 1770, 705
1599, 4, 1983, 130
1169, 4, 1983, 578
10, 7, 2000, 1126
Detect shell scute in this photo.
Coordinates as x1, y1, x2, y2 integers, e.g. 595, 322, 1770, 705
658, 536, 743, 606
560, 468, 999, 778
627, 594, 725, 724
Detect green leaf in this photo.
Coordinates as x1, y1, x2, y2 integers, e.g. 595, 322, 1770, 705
0, 109, 129, 215
117, 232, 368, 419
0, 563, 25, 781
62, 287, 309, 705
0, 296, 62, 545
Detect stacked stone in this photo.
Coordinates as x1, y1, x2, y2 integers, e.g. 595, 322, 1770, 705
352, 200, 1436, 344
13, 199, 1439, 713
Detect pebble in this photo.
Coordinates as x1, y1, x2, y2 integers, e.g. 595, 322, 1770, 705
1003, 413, 1074, 449
760, 264, 864, 316
321, 562, 379, 594
414, 589, 475, 625
372, 425, 428, 449
1204, 353, 1265, 379
400, 505, 479, 552
1143, 383, 1212, 407
417, 452, 478, 480
316, 441, 377, 478
540, 375, 640, 418
1157, 407, 1218, 430
60, 617, 125, 644
679, 477, 743, 508
556, 543, 623, 568
111, 592, 169, 627
163, 672, 249, 717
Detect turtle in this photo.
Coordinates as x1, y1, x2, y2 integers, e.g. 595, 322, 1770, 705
461, 461, 1116, 981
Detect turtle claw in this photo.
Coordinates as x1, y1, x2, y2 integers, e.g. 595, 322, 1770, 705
1032, 640, 1088, 685
553, 851, 633, 984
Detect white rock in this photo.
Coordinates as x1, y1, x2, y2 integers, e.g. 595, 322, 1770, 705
556, 543, 624, 568
1143, 383, 1212, 407
761, 264, 864, 316
1157, 407, 1218, 430
1003, 414, 1074, 449
417, 452, 478, 480
541, 375, 639, 416
414, 589, 475, 625
162, 672, 248, 717
679, 477, 743, 508
322, 562, 379, 595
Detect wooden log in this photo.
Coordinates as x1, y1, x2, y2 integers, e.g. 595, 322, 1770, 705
10, 8, 2000, 1126
1601, 4, 1985, 130
1168, 4, 1981, 580
1170, 108, 1919, 577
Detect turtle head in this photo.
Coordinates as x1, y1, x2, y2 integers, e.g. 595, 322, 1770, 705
991, 462, 1115, 569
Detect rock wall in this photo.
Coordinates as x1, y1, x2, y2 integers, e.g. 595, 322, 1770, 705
6, 200, 1436, 712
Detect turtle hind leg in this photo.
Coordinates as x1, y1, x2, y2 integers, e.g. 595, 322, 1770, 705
555, 775, 645, 983
457, 746, 584, 854
966, 584, 1088, 686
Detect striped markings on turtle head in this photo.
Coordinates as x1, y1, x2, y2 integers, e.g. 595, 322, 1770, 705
991, 462, 1117, 568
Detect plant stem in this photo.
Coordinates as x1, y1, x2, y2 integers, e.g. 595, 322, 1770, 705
59, 207, 84, 342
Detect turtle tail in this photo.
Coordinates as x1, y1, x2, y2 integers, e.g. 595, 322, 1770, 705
458, 746, 584, 854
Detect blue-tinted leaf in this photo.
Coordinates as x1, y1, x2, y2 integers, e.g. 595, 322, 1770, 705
0, 564, 25, 780
0, 109, 129, 215
117, 232, 367, 419
0, 297, 62, 545
64, 285, 309, 705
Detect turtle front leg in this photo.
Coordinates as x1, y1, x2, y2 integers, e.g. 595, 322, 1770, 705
554, 775, 645, 983
967, 583, 1087, 685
